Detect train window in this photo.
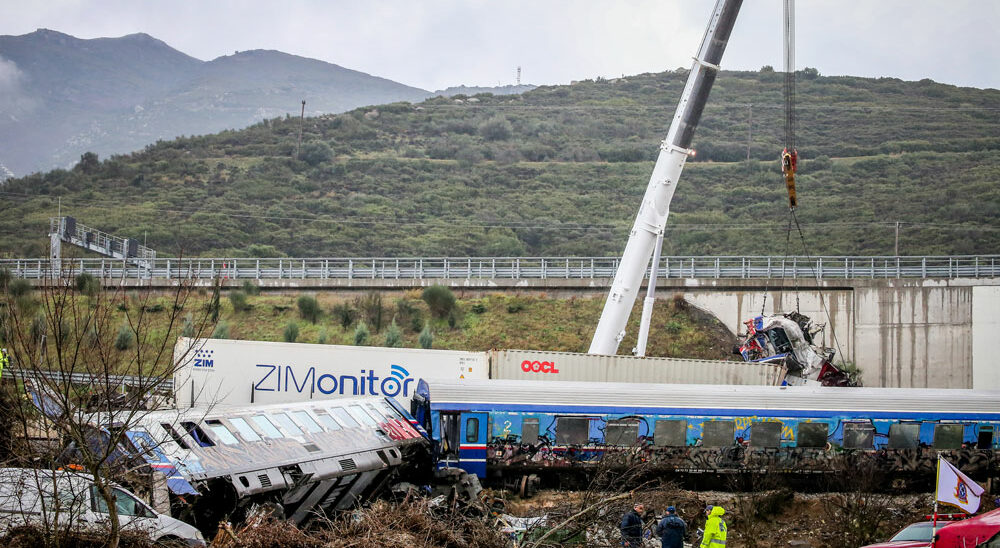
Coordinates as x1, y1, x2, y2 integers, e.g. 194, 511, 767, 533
888, 423, 920, 449
377, 401, 401, 419
522, 418, 539, 444
978, 427, 994, 449
291, 411, 323, 434
315, 412, 342, 431
181, 422, 215, 448
605, 419, 640, 446
654, 420, 687, 447
750, 422, 782, 448
330, 407, 360, 428
251, 415, 283, 439
365, 404, 391, 422
843, 422, 874, 449
271, 413, 303, 436
465, 418, 480, 442
347, 405, 378, 427
933, 424, 964, 449
702, 421, 735, 447
205, 420, 239, 445
161, 423, 190, 449
797, 422, 829, 448
229, 417, 262, 442
556, 417, 590, 445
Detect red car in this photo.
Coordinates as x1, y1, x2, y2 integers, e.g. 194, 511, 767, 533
862, 509, 1000, 548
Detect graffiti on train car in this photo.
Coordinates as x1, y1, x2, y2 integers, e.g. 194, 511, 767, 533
473, 411, 999, 480
485, 442, 996, 477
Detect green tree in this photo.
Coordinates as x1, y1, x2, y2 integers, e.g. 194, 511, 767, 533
354, 320, 370, 346
114, 324, 134, 350
384, 320, 403, 347
418, 323, 433, 349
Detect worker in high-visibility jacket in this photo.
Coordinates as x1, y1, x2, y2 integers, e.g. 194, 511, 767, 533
700, 505, 727, 548
0, 348, 8, 379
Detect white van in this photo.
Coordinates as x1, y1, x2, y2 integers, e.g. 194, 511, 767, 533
0, 468, 204, 546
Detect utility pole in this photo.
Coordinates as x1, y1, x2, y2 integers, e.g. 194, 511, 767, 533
295, 100, 306, 159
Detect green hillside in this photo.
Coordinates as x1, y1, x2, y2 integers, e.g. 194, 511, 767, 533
3, 68, 999, 257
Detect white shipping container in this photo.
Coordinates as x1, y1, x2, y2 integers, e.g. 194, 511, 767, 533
174, 338, 488, 408
489, 349, 785, 385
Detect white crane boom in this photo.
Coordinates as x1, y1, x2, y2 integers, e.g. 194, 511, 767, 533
589, 0, 743, 355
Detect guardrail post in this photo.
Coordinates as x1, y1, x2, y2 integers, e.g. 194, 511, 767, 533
491, 258, 495, 278
372, 259, 377, 279
714, 257, 720, 279
541, 258, 546, 279
515, 258, 520, 279
348, 259, 353, 280
844, 257, 848, 279
975, 256, 979, 277
166, 259, 171, 280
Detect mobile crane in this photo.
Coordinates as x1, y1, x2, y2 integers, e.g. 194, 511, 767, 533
588, 0, 743, 356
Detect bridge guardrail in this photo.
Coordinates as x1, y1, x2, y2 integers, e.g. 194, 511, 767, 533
2, 255, 998, 281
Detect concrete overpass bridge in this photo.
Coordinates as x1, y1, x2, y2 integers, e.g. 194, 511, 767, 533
4, 255, 998, 391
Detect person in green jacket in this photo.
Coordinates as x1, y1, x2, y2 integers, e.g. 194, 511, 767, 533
700, 505, 727, 548
0, 348, 8, 379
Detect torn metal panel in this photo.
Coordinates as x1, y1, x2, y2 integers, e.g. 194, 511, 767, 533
736, 311, 849, 385
97, 396, 428, 526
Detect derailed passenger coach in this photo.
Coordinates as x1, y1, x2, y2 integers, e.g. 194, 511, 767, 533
104, 397, 429, 532
412, 379, 1000, 486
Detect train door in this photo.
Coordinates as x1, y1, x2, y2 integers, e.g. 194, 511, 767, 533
439, 412, 461, 466
458, 412, 488, 478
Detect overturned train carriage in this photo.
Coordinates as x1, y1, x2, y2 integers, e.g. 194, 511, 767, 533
112, 397, 429, 530
413, 379, 1000, 487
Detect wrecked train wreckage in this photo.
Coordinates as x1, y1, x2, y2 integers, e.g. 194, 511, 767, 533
736, 311, 854, 386
30, 382, 468, 534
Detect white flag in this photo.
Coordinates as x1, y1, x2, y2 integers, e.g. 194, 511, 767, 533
936, 456, 985, 514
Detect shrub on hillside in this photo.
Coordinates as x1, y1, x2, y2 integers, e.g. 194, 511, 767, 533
229, 290, 251, 312
421, 285, 456, 318
418, 323, 433, 349
384, 320, 403, 348
332, 302, 357, 330
114, 324, 134, 350
298, 295, 321, 323
212, 321, 230, 339
241, 279, 261, 295
354, 320, 370, 346
299, 141, 333, 166
75, 272, 100, 296
284, 321, 299, 342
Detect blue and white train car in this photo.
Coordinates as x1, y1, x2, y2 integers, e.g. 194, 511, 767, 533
413, 378, 1000, 482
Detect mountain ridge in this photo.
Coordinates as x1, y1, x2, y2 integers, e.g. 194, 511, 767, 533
1, 64, 997, 259
0, 30, 530, 176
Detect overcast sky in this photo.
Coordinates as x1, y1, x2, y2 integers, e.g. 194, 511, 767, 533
2, 0, 998, 91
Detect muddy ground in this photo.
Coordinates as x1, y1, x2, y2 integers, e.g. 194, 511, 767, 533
501, 487, 946, 548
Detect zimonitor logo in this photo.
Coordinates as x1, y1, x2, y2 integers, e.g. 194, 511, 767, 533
254, 363, 415, 397
193, 349, 215, 369
521, 359, 559, 374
